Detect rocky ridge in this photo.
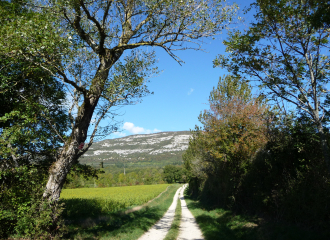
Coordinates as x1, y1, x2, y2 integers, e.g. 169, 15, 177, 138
80, 131, 192, 167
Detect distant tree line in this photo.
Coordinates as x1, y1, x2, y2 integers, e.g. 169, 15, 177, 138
64, 164, 187, 189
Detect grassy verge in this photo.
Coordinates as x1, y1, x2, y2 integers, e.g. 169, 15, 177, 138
164, 193, 182, 240
63, 184, 181, 240
184, 194, 330, 240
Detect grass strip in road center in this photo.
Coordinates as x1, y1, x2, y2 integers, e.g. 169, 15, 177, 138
163, 191, 182, 240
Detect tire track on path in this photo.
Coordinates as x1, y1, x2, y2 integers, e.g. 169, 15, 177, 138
137, 184, 204, 240
177, 184, 204, 240
137, 185, 182, 240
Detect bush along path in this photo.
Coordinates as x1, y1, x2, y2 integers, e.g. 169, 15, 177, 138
138, 184, 204, 240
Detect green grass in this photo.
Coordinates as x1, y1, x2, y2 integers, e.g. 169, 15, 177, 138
61, 184, 170, 201
62, 184, 181, 240
61, 184, 170, 219
184, 194, 330, 240
164, 193, 181, 240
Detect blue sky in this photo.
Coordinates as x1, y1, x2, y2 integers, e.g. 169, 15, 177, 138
105, 0, 256, 139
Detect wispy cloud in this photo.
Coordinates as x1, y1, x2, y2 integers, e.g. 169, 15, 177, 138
187, 88, 194, 95
123, 122, 161, 134
113, 132, 127, 137
153, 128, 161, 133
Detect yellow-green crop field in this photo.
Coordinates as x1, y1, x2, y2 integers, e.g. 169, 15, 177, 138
61, 184, 170, 219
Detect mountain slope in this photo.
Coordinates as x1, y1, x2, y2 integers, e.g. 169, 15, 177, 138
80, 131, 192, 167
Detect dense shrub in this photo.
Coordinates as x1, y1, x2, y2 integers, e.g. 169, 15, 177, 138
183, 75, 269, 207
184, 113, 330, 229
0, 166, 65, 239
235, 117, 330, 228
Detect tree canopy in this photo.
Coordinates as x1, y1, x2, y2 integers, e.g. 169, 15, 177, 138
183, 75, 269, 203
0, 3, 239, 233
214, 0, 330, 173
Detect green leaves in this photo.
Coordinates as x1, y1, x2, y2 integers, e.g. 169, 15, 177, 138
0, 165, 65, 239
0, 0, 70, 164
163, 165, 185, 183
0, 56, 69, 160
183, 75, 270, 205
217, 0, 330, 127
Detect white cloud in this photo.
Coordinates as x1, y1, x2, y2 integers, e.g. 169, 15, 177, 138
123, 122, 145, 134
153, 128, 161, 133
123, 122, 161, 135
188, 88, 194, 95
113, 132, 126, 137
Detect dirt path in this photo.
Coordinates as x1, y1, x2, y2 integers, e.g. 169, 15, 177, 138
137, 185, 182, 240
137, 184, 204, 240
177, 184, 204, 240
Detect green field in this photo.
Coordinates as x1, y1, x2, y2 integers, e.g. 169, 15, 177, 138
61, 184, 170, 202
61, 184, 170, 219
62, 184, 181, 240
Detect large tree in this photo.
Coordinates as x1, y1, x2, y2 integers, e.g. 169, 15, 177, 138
1, 0, 238, 202
215, 0, 330, 173
183, 75, 269, 204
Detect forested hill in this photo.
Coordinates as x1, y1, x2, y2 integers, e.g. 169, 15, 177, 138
80, 131, 192, 168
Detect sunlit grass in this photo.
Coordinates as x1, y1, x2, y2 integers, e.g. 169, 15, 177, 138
62, 184, 181, 240
61, 184, 170, 201
61, 184, 170, 219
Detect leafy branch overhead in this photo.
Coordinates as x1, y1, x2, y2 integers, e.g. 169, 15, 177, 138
215, 0, 330, 173
0, 0, 238, 204
59, 0, 237, 61
2, 0, 238, 146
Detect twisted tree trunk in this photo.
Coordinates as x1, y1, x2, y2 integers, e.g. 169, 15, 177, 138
43, 95, 98, 201
43, 51, 122, 202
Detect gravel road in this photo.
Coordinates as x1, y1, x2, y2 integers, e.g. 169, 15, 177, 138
177, 184, 204, 240
137, 184, 204, 240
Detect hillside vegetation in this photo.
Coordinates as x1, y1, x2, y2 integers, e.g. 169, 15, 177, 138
81, 131, 191, 168
63, 131, 190, 188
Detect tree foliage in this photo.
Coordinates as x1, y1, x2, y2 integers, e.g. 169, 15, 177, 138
215, 0, 330, 173
307, 0, 330, 29
184, 75, 330, 228
0, 166, 65, 239
1, 0, 238, 235
0, 1, 71, 237
183, 75, 270, 204
0, 58, 68, 165
236, 112, 330, 228
0, 0, 237, 203
163, 165, 185, 183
